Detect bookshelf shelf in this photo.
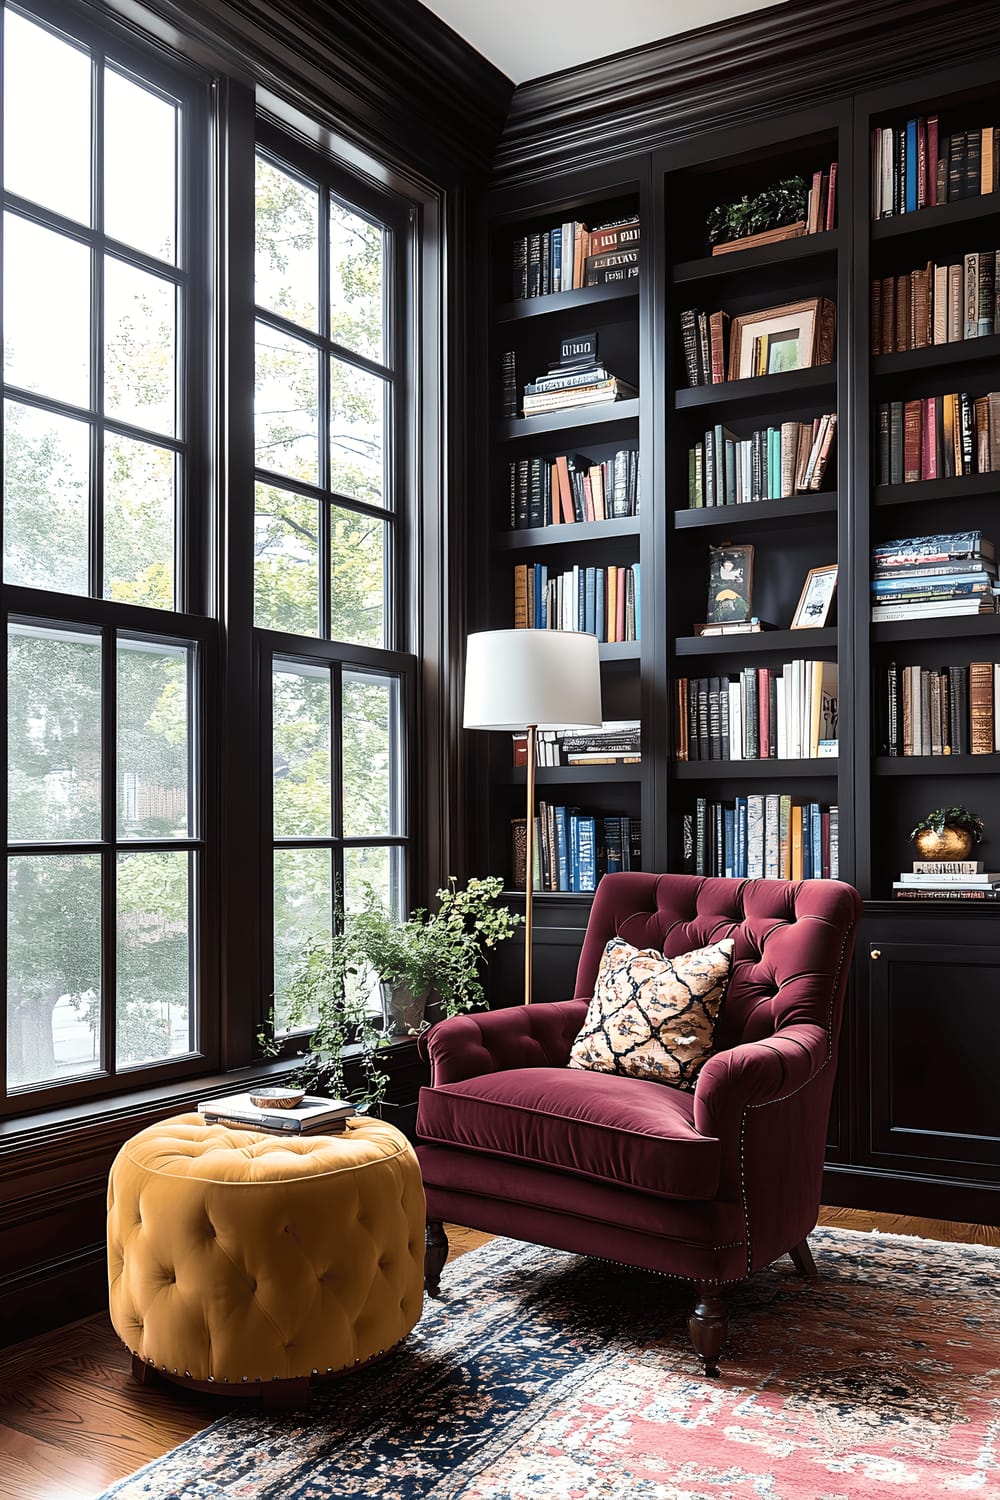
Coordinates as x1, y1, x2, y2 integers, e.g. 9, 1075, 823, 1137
674, 493, 836, 531
870, 193, 1000, 243
599, 641, 641, 662
673, 758, 838, 779
874, 755, 1000, 776
501, 764, 643, 785
674, 365, 835, 414
498, 398, 639, 442
871, 615, 1000, 644
674, 627, 837, 657
496, 517, 640, 551
873, 473, 1000, 508
671, 228, 840, 286
871, 333, 1000, 381
494, 280, 639, 324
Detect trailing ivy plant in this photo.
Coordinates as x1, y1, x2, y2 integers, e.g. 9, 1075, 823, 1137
909, 806, 985, 843
706, 175, 808, 247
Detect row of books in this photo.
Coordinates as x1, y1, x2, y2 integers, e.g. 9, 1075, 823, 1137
879, 662, 1000, 757
682, 796, 839, 881
686, 415, 836, 507
893, 859, 1000, 902
513, 563, 640, 641
872, 119, 999, 218
871, 253, 999, 355
675, 663, 838, 763
679, 299, 836, 387
874, 392, 1000, 485
512, 721, 641, 768
871, 530, 997, 622
511, 808, 642, 892
507, 450, 639, 530
511, 216, 640, 299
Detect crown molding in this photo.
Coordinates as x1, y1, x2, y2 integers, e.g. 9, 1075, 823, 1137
494, 0, 1000, 186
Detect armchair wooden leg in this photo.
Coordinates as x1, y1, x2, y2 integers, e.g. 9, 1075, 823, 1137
688, 1284, 727, 1378
789, 1238, 818, 1278
424, 1219, 449, 1297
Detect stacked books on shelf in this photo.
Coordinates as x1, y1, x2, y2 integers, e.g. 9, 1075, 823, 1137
871, 531, 998, 621
511, 214, 640, 299
879, 662, 1000, 755
513, 720, 641, 767
687, 415, 835, 506
875, 393, 1000, 482
514, 562, 640, 641
683, 796, 839, 880
198, 1093, 357, 1135
522, 331, 637, 417
893, 859, 1000, 902
675, 663, 837, 762
872, 118, 999, 218
871, 253, 998, 353
512, 808, 641, 892
680, 297, 836, 387
507, 449, 639, 529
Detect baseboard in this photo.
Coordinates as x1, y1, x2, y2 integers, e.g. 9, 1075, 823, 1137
0, 1242, 107, 1349
823, 1164, 1000, 1227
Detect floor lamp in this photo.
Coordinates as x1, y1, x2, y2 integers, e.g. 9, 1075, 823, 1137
463, 629, 603, 1006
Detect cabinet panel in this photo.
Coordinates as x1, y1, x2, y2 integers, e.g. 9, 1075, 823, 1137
865, 936, 1000, 1174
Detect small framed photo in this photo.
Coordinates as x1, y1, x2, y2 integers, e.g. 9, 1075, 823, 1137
728, 298, 821, 382
707, 543, 754, 624
791, 564, 838, 629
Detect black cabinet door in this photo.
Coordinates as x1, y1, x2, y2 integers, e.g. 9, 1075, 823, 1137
863, 934, 1000, 1178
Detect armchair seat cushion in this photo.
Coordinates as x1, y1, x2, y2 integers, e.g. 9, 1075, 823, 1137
417, 1066, 720, 1201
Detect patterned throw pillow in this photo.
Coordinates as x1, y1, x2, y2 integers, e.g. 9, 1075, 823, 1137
568, 935, 735, 1091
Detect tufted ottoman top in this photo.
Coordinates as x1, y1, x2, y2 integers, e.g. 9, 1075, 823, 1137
116, 1111, 412, 1183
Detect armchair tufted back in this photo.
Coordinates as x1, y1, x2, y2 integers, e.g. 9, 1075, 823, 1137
575, 873, 861, 1055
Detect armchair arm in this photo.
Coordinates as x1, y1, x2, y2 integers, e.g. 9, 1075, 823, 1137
419, 1000, 588, 1086
693, 1022, 829, 1142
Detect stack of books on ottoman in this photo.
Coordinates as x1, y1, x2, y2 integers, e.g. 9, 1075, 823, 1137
199, 1090, 357, 1134
521, 331, 637, 417
893, 860, 1000, 902
871, 530, 998, 622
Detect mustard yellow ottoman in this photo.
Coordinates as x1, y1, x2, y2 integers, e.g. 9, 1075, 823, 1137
107, 1112, 424, 1403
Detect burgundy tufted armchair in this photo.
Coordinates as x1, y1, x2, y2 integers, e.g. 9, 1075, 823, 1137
416, 872, 861, 1374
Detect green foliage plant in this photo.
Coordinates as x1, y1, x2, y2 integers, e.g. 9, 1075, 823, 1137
909, 805, 985, 844
706, 175, 807, 248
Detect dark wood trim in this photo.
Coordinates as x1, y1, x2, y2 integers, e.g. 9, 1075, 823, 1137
495, 0, 1000, 185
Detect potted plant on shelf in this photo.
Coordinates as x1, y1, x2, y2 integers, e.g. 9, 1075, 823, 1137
279, 876, 521, 1111
910, 805, 985, 861
706, 175, 808, 255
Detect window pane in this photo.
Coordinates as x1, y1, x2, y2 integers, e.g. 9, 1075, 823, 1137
255, 157, 318, 332
117, 849, 192, 1067
104, 434, 176, 608
253, 485, 319, 635
104, 70, 178, 264
330, 357, 386, 507
118, 639, 191, 839
255, 323, 319, 484
8, 623, 102, 843
273, 847, 332, 1033
343, 845, 404, 918
272, 663, 331, 838
3, 214, 90, 408
329, 200, 384, 363
7, 852, 102, 1090
3, 401, 89, 594
342, 673, 400, 837
3, 10, 91, 225
331, 507, 386, 647
104, 258, 177, 437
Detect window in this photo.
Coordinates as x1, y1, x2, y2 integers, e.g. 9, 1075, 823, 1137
253, 136, 414, 1033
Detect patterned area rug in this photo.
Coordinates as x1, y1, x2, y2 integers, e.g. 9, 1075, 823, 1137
98, 1227, 1000, 1499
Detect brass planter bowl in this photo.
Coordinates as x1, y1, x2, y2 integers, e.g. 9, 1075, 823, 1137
913, 826, 975, 861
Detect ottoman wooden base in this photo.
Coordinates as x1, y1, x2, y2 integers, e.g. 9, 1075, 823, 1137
108, 1113, 424, 1396
128, 1346, 404, 1408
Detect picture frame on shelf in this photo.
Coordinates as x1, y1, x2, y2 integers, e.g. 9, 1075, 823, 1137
728, 298, 823, 381
706, 543, 754, 624
791, 563, 838, 628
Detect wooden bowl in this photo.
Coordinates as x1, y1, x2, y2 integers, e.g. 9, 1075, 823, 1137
249, 1086, 306, 1110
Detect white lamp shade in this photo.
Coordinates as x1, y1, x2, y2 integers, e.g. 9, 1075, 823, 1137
463, 629, 603, 731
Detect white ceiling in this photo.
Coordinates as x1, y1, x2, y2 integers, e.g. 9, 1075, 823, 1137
420, 0, 786, 85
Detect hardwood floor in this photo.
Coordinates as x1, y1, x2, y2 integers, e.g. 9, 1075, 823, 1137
1, 1211, 996, 1500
